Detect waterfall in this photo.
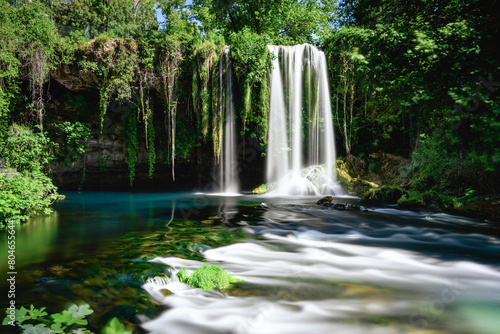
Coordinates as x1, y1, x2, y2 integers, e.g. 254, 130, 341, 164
266, 44, 341, 195
218, 47, 239, 194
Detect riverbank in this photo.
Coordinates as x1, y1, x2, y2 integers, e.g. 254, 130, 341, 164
337, 154, 500, 223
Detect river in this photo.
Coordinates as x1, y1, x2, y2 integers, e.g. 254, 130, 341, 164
1, 191, 499, 333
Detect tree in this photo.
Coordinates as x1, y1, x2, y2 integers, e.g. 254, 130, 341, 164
191, 0, 337, 44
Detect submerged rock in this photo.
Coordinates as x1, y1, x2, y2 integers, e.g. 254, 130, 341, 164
316, 198, 362, 211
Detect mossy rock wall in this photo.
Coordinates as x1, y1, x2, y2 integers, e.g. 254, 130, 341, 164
337, 153, 409, 196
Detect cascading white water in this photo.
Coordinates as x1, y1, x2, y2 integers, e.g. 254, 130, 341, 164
218, 47, 239, 194
267, 44, 341, 195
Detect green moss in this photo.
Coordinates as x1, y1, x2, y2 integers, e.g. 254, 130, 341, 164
258, 71, 269, 143
397, 191, 426, 208
241, 78, 251, 133
252, 184, 267, 194
193, 41, 218, 140
147, 103, 156, 179
211, 53, 222, 162
176, 268, 189, 283
361, 186, 407, 204
176, 265, 244, 291
99, 85, 109, 131
125, 106, 137, 187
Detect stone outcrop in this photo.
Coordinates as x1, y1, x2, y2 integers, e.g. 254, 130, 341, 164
336, 153, 409, 196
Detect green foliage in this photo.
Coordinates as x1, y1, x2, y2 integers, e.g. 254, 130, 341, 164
229, 28, 273, 140
361, 186, 407, 204
0, 86, 16, 140
176, 265, 244, 291
102, 317, 133, 334
174, 117, 201, 162
52, 0, 158, 38
0, 1, 58, 130
147, 110, 156, 179
52, 121, 90, 166
0, 124, 55, 173
257, 71, 270, 143
0, 4, 21, 139
0, 171, 57, 224
402, 132, 500, 198
62, 93, 88, 120
2, 303, 131, 333
191, 0, 336, 44
229, 28, 270, 84
82, 37, 140, 129
192, 41, 219, 139
158, 0, 197, 40
397, 191, 426, 208
176, 267, 189, 283
126, 106, 138, 187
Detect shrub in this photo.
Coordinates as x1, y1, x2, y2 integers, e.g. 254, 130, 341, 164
361, 186, 407, 203
397, 191, 426, 208
0, 172, 57, 224
52, 121, 90, 166
0, 123, 55, 173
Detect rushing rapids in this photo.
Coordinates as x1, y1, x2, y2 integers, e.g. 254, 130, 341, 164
142, 198, 500, 334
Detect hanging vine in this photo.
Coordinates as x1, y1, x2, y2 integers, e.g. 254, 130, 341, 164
99, 80, 109, 130
257, 69, 270, 144
241, 78, 251, 134
82, 37, 139, 131
126, 105, 138, 186
28, 46, 49, 131
192, 41, 218, 140
212, 52, 222, 163
157, 40, 182, 181
14, 3, 58, 132
147, 101, 156, 179
192, 61, 199, 126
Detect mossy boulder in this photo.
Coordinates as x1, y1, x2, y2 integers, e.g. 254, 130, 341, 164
252, 184, 267, 194
336, 156, 380, 196
176, 265, 244, 291
336, 153, 409, 197
316, 196, 333, 205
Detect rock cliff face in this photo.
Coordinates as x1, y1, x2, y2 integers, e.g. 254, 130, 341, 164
42, 79, 181, 190
49, 117, 207, 191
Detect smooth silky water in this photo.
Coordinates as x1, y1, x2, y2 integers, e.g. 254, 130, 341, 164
2, 191, 499, 333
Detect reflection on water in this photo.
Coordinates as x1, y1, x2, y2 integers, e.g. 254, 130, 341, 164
0, 213, 59, 273
1, 192, 499, 333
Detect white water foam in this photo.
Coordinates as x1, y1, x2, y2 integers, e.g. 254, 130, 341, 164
142, 227, 500, 333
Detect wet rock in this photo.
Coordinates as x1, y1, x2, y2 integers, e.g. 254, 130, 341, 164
316, 196, 334, 205
317, 201, 362, 211
160, 289, 173, 296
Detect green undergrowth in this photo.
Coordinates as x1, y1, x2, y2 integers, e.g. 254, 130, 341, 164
176, 265, 244, 291
361, 186, 499, 221
0, 172, 58, 225
2, 303, 131, 333
361, 186, 407, 204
